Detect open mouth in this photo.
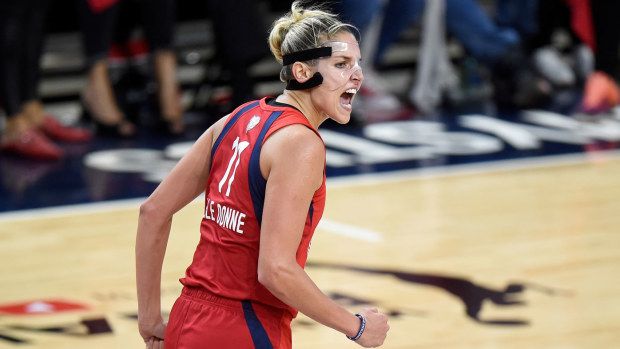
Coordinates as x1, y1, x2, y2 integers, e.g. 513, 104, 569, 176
340, 88, 357, 109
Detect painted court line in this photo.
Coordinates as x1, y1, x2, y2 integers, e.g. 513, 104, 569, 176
326, 149, 620, 188
1, 150, 619, 224
317, 219, 383, 243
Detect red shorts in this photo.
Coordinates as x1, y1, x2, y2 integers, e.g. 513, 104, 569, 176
164, 287, 293, 349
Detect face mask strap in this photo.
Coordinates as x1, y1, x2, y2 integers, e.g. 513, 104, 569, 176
282, 47, 332, 65
282, 46, 331, 91
286, 72, 324, 90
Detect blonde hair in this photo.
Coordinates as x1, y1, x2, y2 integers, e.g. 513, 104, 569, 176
268, 0, 358, 82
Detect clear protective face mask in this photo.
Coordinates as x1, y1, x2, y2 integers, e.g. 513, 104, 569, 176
314, 40, 363, 91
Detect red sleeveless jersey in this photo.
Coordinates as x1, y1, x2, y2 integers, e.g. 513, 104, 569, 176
180, 97, 326, 317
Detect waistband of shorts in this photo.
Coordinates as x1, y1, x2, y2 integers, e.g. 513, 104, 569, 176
180, 286, 294, 320
181, 286, 244, 311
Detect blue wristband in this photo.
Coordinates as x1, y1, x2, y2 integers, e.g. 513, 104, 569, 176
346, 314, 366, 341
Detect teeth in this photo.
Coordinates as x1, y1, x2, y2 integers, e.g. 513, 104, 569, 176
345, 88, 357, 94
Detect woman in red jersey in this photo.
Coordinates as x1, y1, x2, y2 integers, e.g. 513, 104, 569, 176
136, 1, 389, 348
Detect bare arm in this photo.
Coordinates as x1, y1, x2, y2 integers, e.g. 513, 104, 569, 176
136, 116, 228, 345
257, 125, 389, 347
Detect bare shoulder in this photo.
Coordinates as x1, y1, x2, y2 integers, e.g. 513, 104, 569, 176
206, 114, 230, 145
261, 124, 325, 186
266, 124, 324, 161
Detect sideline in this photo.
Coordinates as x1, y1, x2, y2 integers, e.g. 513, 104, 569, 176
1, 149, 618, 223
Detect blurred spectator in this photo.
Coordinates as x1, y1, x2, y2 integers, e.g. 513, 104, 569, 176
0, 0, 92, 160
577, 0, 620, 113
430, 0, 541, 111
199, 0, 270, 113
77, 0, 183, 137
336, 0, 541, 114
525, 0, 593, 91
336, 0, 420, 119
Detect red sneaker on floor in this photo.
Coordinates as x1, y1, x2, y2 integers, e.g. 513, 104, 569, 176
581, 71, 620, 113
40, 115, 92, 142
1, 129, 64, 160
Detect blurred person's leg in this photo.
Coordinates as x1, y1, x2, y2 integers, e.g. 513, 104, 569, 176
335, 0, 423, 66
528, 0, 577, 87
580, 0, 620, 113
18, 0, 90, 142
373, 0, 425, 66
0, 0, 63, 158
0, 0, 27, 118
206, 0, 270, 107
590, 0, 620, 77
78, 0, 135, 136
336, 0, 383, 35
581, 0, 620, 113
409, 0, 459, 113
495, 0, 538, 40
140, 0, 184, 134
443, 0, 553, 108
338, 0, 423, 119
20, 0, 48, 113
445, 0, 520, 65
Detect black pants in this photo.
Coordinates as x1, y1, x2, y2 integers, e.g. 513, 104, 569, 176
526, 0, 582, 53
590, 0, 620, 77
0, 0, 49, 116
205, 0, 270, 105
77, 0, 176, 67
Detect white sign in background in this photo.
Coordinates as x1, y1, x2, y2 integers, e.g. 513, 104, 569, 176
83, 109, 620, 183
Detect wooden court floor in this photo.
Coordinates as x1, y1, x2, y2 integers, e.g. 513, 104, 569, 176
1, 152, 619, 348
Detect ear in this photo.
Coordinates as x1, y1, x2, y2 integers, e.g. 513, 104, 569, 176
291, 62, 314, 83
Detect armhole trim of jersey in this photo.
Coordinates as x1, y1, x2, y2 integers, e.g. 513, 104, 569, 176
210, 100, 260, 166
248, 110, 284, 227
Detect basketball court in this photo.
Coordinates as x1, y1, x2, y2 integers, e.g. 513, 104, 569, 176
1, 149, 619, 348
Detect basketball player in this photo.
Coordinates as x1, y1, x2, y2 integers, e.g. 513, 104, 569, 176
135, 1, 390, 348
